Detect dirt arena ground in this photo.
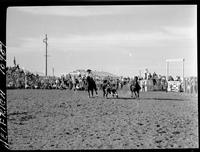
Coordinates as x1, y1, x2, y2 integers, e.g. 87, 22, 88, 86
7, 89, 198, 150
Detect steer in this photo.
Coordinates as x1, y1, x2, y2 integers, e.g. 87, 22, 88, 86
102, 80, 118, 98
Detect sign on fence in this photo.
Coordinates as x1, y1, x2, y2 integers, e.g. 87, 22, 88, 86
167, 81, 183, 92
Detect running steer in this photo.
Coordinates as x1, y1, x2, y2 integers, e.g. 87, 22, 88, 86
102, 80, 118, 98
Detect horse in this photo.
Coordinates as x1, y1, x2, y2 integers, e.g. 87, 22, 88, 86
130, 76, 141, 98
102, 79, 118, 98
86, 76, 98, 98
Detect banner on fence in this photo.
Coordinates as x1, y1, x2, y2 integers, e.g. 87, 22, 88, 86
167, 81, 182, 92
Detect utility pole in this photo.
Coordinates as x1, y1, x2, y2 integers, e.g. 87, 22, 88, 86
43, 34, 48, 76
182, 58, 185, 81
183, 58, 185, 92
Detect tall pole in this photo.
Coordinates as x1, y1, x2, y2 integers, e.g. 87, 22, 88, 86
52, 68, 54, 77
183, 59, 185, 92
182, 59, 184, 81
166, 61, 168, 81
45, 34, 47, 76
43, 34, 48, 76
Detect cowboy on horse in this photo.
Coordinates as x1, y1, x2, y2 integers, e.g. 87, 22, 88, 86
130, 76, 141, 98
86, 69, 98, 98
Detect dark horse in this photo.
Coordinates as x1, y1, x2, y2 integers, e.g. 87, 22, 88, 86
130, 76, 141, 98
86, 75, 98, 98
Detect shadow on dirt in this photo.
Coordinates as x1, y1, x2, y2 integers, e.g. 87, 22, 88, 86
104, 97, 184, 101
8, 111, 28, 116
106, 97, 136, 100
87, 95, 185, 101
143, 98, 184, 101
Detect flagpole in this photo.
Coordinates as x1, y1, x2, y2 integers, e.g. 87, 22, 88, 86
43, 34, 48, 76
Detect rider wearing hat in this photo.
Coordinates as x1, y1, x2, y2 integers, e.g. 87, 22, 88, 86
86, 69, 98, 96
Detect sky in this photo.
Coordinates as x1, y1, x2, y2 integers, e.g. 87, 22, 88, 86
6, 5, 197, 77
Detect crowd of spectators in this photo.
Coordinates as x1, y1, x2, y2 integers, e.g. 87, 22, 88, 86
6, 65, 26, 89
184, 77, 198, 94
6, 65, 121, 90
6, 65, 197, 94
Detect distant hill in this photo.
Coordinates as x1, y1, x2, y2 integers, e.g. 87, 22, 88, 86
69, 69, 119, 78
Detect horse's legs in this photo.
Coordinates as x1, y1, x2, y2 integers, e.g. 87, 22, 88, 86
115, 91, 118, 98
103, 89, 105, 97
95, 86, 98, 95
91, 89, 94, 97
88, 90, 90, 98
131, 91, 133, 98
73, 83, 76, 91
112, 92, 114, 97
134, 91, 137, 98
106, 91, 108, 98
95, 88, 98, 96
